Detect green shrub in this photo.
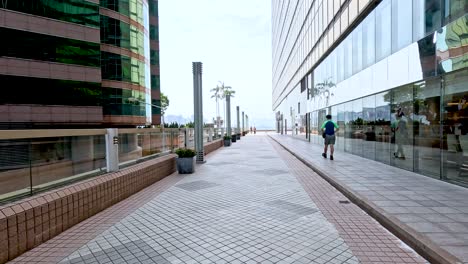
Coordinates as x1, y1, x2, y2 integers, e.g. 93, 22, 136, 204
175, 148, 196, 158
223, 135, 231, 140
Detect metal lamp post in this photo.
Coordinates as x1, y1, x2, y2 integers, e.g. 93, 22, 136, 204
192, 62, 205, 164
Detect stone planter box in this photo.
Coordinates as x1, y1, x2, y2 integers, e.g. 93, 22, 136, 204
236, 133, 241, 140
224, 139, 231, 147
176, 157, 195, 174
231, 135, 237, 143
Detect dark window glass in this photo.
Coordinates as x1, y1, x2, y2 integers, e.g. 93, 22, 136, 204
151, 99, 161, 115
413, 0, 442, 39
442, 68, 468, 184
413, 80, 441, 178
0, 0, 99, 27
417, 33, 437, 78
101, 87, 147, 116
150, 50, 159, 65
100, 0, 130, 17
443, 0, 468, 24
151, 75, 160, 90
0, 28, 100, 67
362, 95, 376, 161
375, 92, 392, 165
149, 0, 158, 16
300, 77, 306, 93
0, 75, 101, 106
150, 25, 159, 40
100, 16, 144, 55
101, 52, 146, 86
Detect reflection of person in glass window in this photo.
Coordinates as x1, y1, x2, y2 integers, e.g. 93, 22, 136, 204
391, 111, 408, 160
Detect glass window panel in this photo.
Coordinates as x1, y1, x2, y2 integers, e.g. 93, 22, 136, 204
351, 99, 363, 156
337, 43, 344, 82
362, 12, 375, 68
375, 92, 392, 164
413, 80, 441, 178
344, 102, 353, 153
344, 37, 353, 79
340, 7, 349, 32
391, 0, 413, 53
1, 75, 101, 106
390, 84, 414, 171
352, 27, 363, 74
336, 104, 345, 151
443, 0, 468, 25
363, 95, 376, 160
1, 0, 99, 27
349, 0, 358, 22
426, 0, 443, 34
442, 69, 468, 184
437, 15, 468, 75
0, 27, 99, 67
376, 0, 392, 61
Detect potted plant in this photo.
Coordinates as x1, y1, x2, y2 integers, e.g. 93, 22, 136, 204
175, 148, 196, 174
223, 135, 231, 146
231, 134, 237, 143
236, 133, 241, 140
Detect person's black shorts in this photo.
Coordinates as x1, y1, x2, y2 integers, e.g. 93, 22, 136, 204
324, 134, 336, 145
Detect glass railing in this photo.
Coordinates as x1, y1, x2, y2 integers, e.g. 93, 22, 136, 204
0, 128, 217, 203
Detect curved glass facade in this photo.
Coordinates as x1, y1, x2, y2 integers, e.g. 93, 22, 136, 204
0, 27, 100, 67
273, 0, 468, 186
100, 16, 145, 56
100, 0, 145, 25
0, 0, 99, 27
100, 0, 152, 123
0, 75, 101, 106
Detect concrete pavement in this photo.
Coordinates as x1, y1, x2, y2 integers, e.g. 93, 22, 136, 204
9, 134, 425, 264
270, 133, 468, 264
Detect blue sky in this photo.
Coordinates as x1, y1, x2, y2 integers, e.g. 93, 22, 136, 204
159, 0, 274, 128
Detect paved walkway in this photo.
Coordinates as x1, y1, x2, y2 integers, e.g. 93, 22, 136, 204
9, 134, 425, 264
270, 134, 468, 263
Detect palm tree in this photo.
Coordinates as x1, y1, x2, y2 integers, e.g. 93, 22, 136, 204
211, 81, 234, 129
210, 83, 223, 127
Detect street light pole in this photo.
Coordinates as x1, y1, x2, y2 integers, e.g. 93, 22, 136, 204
192, 62, 205, 163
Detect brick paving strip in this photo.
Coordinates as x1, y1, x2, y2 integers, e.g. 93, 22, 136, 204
8, 172, 185, 263
269, 134, 468, 264
269, 137, 426, 264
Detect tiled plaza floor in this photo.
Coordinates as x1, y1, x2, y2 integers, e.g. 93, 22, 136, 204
270, 133, 468, 263
9, 134, 425, 264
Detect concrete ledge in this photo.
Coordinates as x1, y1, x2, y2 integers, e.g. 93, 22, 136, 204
0, 154, 176, 263
269, 136, 462, 264
0, 139, 225, 263
204, 139, 223, 155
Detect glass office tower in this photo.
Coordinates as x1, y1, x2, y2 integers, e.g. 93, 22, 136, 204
272, 0, 468, 186
0, 0, 160, 128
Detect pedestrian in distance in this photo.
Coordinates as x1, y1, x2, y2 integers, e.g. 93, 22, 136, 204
254, 126, 257, 134
250, 126, 253, 133
321, 114, 339, 160
391, 110, 408, 160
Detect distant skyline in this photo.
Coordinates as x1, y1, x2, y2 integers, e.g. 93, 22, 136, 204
159, 0, 274, 128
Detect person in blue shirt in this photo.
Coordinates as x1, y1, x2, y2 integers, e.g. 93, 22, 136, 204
321, 114, 340, 160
